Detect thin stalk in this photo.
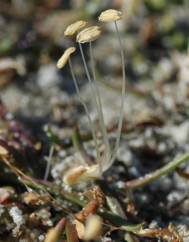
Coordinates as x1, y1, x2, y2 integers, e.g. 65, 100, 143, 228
68, 58, 100, 160
125, 153, 189, 189
89, 41, 111, 172
79, 43, 110, 172
44, 145, 54, 180
109, 21, 126, 167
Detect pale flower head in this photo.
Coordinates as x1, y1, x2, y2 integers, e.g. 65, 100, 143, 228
63, 165, 100, 185
57, 47, 76, 69
98, 9, 122, 22
64, 20, 87, 37
76, 26, 102, 44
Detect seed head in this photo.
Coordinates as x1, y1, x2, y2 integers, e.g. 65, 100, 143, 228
98, 9, 122, 22
57, 47, 76, 69
64, 20, 87, 37
76, 26, 101, 44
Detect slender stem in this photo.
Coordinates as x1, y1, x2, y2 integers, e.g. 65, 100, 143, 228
68, 58, 100, 159
89, 41, 111, 172
79, 43, 110, 172
89, 42, 96, 83
109, 21, 126, 167
125, 153, 189, 189
44, 145, 54, 180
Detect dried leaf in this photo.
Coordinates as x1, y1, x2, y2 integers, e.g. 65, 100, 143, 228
84, 215, 102, 241
45, 218, 66, 242
0, 145, 9, 156
74, 219, 85, 239
66, 220, 79, 242
0, 57, 25, 75
84, 186, 105, 206
0, 187, 15, 204
22, 192, 51, 206
75, 200, 99, 222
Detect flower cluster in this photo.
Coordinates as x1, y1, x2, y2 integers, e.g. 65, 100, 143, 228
57, 9, 126, 185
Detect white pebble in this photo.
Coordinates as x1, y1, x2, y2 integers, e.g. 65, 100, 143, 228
9, 206, 25, 227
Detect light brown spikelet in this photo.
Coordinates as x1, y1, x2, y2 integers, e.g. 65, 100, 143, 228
57, 47, 76, 69
45, 218, 66, 242
76, 26, 101, 44
74, 219, 85, 239
64, 20, 87, 36
98, 9, 122, 22
0, 145, 8, 156
83, 215, 102, 241
63, 166, 86, 185
45, 227, 60, 242
63, 165, 100, 185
